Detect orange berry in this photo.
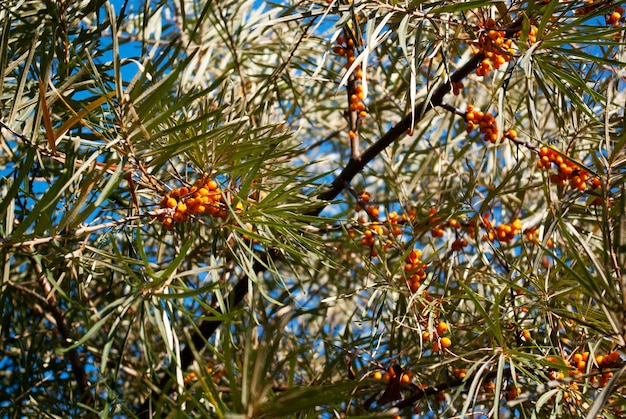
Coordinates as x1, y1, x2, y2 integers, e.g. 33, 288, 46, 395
453, 368, 467, 379
367, 206, 380, 218
407, 249, 422, 264
333, 46, 346, 55
451, 239, 466, 251
166, 197, 178, 209
506, 386, 520, 401
607, 11, 621, 25
173, 211, 186, 222
440, 337, 452, 348
431, 227, 444, 238
436, 322, 449, 335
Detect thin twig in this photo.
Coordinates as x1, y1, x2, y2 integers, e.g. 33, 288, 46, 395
2, 210, 167, 249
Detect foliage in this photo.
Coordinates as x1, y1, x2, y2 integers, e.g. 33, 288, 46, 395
1, 0, 625, 417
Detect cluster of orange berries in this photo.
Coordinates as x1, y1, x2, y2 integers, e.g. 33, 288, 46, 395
428, 209, 523, 250
536, 146, 601, 191
593, 351, 622, 386
334, 24, 368, 140
183, 366, 224, 385
333, 31, 360, 70
428, 207, 445, 237
547, 351, 622, 388
472, 19, 514, 76
575, 0, 623, 20
523, 227, 554, 248
524, 228, 540, 243
405, 248, 427, 293
352, 191, 415, 256
452, 367, 467, 379
373, 366, 414, 384
442, 216, 469, 251
351, 194, 436, 293
576, 0, 598, 15
465, 105, 499, 143
157, 178, 226, 230
349, 84, 367, 118
451, 81, 464, 96
517, 25, 539, 45
465, 105, 517, 144
606, 6, 625, 25
427, 208, 469, 251
482, 216, 522, 243
423, 321, 452, 353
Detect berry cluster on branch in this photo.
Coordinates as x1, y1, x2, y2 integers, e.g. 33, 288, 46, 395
472, 19, 514, 77
481, 216, 522, 243
334, 19, 368, 148
544, 350, 623, 401
464, 105, 517, 144
156, 178, 226, 230
536, 146, 601, 192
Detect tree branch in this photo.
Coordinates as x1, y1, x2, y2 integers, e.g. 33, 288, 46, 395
311, 52, 485, 212
28, 255, 94, 407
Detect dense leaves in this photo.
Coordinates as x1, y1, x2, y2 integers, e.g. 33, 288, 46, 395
1, 0, 625, 417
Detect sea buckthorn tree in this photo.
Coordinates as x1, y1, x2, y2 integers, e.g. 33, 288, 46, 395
1, 0, 625, 417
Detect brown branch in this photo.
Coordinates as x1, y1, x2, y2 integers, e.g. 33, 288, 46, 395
311, 51, 485, 213
392, 366, 513, 410
27, 255, 94, 407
